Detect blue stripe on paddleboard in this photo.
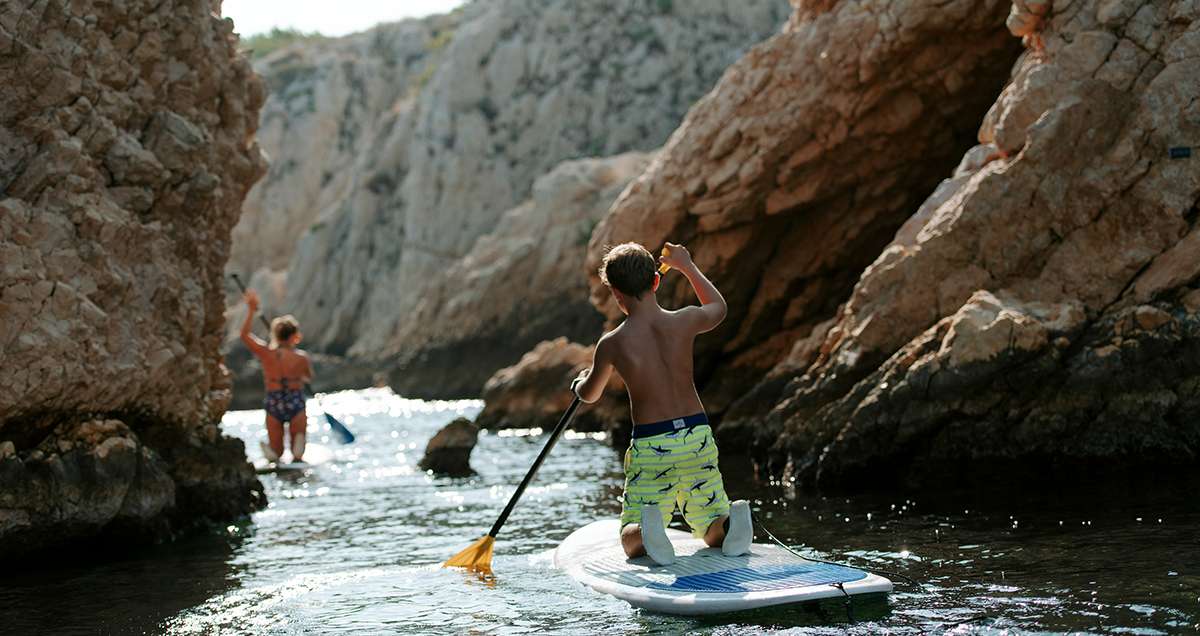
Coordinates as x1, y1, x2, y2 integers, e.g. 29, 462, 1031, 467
647, 562, 867, 593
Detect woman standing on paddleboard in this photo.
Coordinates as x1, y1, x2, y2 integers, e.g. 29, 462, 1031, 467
240, 288, 314, 463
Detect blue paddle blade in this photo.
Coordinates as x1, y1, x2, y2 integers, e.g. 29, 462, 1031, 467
326, 412, 355, 444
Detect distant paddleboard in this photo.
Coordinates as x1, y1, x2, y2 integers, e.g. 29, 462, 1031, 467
555, 520, 891, 616
254, 442, 333, 474
255, 461, 311, 474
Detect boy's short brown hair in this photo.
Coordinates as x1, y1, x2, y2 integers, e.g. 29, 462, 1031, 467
271, 315, 300, 345
599, 243, 657, 298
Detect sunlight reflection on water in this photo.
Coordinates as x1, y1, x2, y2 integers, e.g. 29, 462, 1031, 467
2, 388, 1196, 635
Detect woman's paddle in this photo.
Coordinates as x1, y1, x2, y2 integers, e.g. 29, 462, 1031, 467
444, 396, 583, 573
230, 274, 355, 444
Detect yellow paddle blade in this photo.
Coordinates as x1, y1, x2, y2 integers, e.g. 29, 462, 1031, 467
444, 536, 495, 572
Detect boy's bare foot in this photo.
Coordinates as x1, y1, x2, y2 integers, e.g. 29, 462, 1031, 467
640, 505, 676, 566
260, 440, 280, 463
722, 500, 752, 556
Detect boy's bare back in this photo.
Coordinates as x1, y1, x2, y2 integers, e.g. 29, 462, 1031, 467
251, 344, 312, 392
601, 309, 706, 424
575, 242, 726, 424
240, 290, 313, 392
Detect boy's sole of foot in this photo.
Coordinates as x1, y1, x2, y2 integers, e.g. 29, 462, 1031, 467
721, 499, 752, 557
639, 505, 676, 565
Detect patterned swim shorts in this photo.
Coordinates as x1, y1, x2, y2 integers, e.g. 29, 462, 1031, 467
264, 389, 306, 423
620, 423, 731, 538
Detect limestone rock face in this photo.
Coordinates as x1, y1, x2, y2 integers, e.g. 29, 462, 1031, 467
0, 0, 267, 557
390, 152, 652, 397
587, 0, 1022, 416
755, 0, 1200, 487
476, 338, 629, 440
228, 15, 456, 281
419, 417, 480, 477
227, 0, 790, 398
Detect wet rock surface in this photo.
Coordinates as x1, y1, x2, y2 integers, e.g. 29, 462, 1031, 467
418, 417, 480, 477
0, 0, 267, 558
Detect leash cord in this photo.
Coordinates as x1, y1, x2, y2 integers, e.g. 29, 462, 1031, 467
831, 581, 853, 621
753, 517, 921, 589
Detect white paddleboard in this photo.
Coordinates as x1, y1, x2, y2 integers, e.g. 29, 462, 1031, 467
255, 461, 310, 474
554, 519, 892, 616
254, 442, 333, 474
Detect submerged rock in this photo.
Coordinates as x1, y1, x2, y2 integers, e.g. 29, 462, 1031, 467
0, 0, 267, 558
419, 418, 480, 477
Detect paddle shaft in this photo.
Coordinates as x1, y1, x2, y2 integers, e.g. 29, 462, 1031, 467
231, 273, 273, 332
488, 396, 582, 538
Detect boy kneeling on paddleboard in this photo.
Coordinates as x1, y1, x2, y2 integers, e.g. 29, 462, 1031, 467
572, 242, 752, 565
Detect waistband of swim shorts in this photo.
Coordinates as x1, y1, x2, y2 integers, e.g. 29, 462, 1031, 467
631, 412, 708, 439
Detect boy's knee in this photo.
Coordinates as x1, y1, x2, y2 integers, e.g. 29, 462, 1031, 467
702, 515, 728, 547
621, 524, 645, 557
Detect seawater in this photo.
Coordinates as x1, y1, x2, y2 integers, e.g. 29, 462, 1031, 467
2, 388, 1197, 634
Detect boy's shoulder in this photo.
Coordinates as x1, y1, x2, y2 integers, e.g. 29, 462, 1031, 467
596, 323, 628, 351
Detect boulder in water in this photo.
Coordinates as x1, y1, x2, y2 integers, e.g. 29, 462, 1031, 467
476, 338, 630, 443
419, 418, 480, 477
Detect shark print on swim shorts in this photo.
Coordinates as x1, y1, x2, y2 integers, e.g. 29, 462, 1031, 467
619, 424, 730, 538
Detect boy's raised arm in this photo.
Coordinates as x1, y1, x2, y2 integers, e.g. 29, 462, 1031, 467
240, 290, 269, 355
660, 242, 727, 333
571, 336, 615, 403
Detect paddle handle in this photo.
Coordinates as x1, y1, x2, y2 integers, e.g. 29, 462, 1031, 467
230, 273, 272, 332
488, 396, 582, 538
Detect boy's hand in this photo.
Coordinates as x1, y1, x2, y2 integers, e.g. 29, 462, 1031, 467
243, 289, 260, 311
570, 369, 590, 396
658, 242, 694, 272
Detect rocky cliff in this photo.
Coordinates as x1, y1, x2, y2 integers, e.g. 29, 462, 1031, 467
0, 0, 267, 557
753, 0, 1200, 488
587, 0, 1022, 415
226, 0, 790, 398
388, 151, 652, 397
495, 0, 1198, 489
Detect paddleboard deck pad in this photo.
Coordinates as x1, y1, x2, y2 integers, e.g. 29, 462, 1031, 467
555, 520, 891, 615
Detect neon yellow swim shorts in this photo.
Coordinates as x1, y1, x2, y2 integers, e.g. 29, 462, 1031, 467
620, 422, 731, 538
